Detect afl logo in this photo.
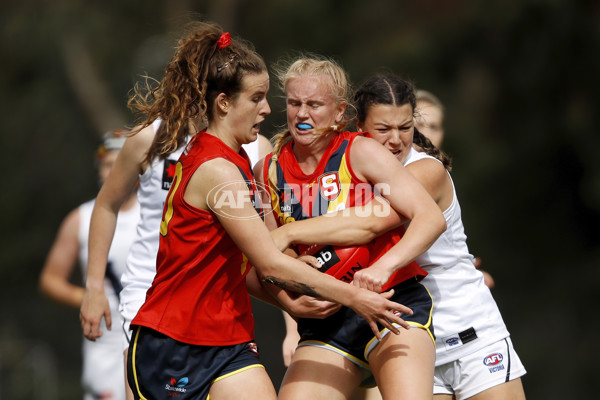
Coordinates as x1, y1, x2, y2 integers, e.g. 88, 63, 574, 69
483, 353, 504, 366
445, 337, 459, 346
207, 180, 273, 219
319, 173, 341, 200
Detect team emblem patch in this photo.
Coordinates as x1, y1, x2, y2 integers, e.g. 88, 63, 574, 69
319, 172, 340, 200
162, 159, 178, 190
248, 342, 259, 355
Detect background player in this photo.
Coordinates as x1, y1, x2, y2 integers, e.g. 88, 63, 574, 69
414, 88, 495, 289
40, 130, 138, 400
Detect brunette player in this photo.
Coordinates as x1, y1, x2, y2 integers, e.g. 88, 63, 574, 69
119, 23, 413, 400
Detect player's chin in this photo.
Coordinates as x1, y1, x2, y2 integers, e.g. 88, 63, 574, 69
242, 128, 258, 144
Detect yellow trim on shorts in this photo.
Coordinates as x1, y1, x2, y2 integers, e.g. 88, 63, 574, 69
130, 326, 148, 400
206, 365, 264, 400
212, 364, 264, 384
363, 282, 436, 361
298, 339, 370, 369
130, 331, 262, 400
423, 282, 435, 344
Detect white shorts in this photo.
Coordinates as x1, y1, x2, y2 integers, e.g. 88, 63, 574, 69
119, 299, 144, 352
81, 318, 126, 400
433, 337, 526, 400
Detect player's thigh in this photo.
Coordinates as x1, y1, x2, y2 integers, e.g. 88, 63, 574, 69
123, 350, 135, 400
469, 378, 525, 400
209, 365, 276, 400
351, 386, 383, 400
433, 394, 455, 400
279, 345, 363, 400
369, 327, 435, 400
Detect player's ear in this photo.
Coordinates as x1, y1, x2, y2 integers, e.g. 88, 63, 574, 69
216, 93, 230, 114
334, 102, 347, 124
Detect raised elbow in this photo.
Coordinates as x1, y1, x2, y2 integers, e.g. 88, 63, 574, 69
38, 272, 51, 297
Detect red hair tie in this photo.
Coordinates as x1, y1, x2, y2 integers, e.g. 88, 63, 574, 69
217, 32, 232, 49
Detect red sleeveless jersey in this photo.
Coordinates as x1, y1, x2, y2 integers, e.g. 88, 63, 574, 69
132, 132, 259, 346
264, 131, 426, 291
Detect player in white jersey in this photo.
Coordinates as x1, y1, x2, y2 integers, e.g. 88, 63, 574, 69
80, 116, 271, 400
40, 130, 138, 400
116, 119, 187, 349
353, 73, 526, 400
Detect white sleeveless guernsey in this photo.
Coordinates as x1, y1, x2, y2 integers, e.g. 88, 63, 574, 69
79, 199, 139, 316
119, 120, 187, 306
78, 198, 139, 400
404, 148, 510, 365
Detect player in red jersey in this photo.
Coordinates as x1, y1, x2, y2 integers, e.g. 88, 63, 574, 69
123, 23, 414, 400
254, 55, 447, 400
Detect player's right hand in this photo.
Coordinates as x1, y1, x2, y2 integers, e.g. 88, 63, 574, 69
282, 329, 301, 367
80, 287, 111, 341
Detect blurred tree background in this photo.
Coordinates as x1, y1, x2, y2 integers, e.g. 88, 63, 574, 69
0, 0, 598, 398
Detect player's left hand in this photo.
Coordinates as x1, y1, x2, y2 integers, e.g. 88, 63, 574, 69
348, 288, 413, 339
351, 262, 392, 293
296, 254, 321, 269
474, 257, 496, 289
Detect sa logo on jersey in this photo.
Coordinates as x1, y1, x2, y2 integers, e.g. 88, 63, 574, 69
483, 353, 504, 366
319, 172, 341, 200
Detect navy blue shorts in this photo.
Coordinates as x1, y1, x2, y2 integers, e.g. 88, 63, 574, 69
127, 326, 263, 400
297, 278, 434, 370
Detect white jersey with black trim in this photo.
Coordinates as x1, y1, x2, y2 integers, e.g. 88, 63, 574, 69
404, 147, 510, 366
119, 120, 187, 304
78, 199, 139, 314
119, 121, 260, 305
78, 198, 139, 400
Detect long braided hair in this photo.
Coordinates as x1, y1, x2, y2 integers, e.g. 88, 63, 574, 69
127, 21, 267, 167
354, 73, 452, 170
